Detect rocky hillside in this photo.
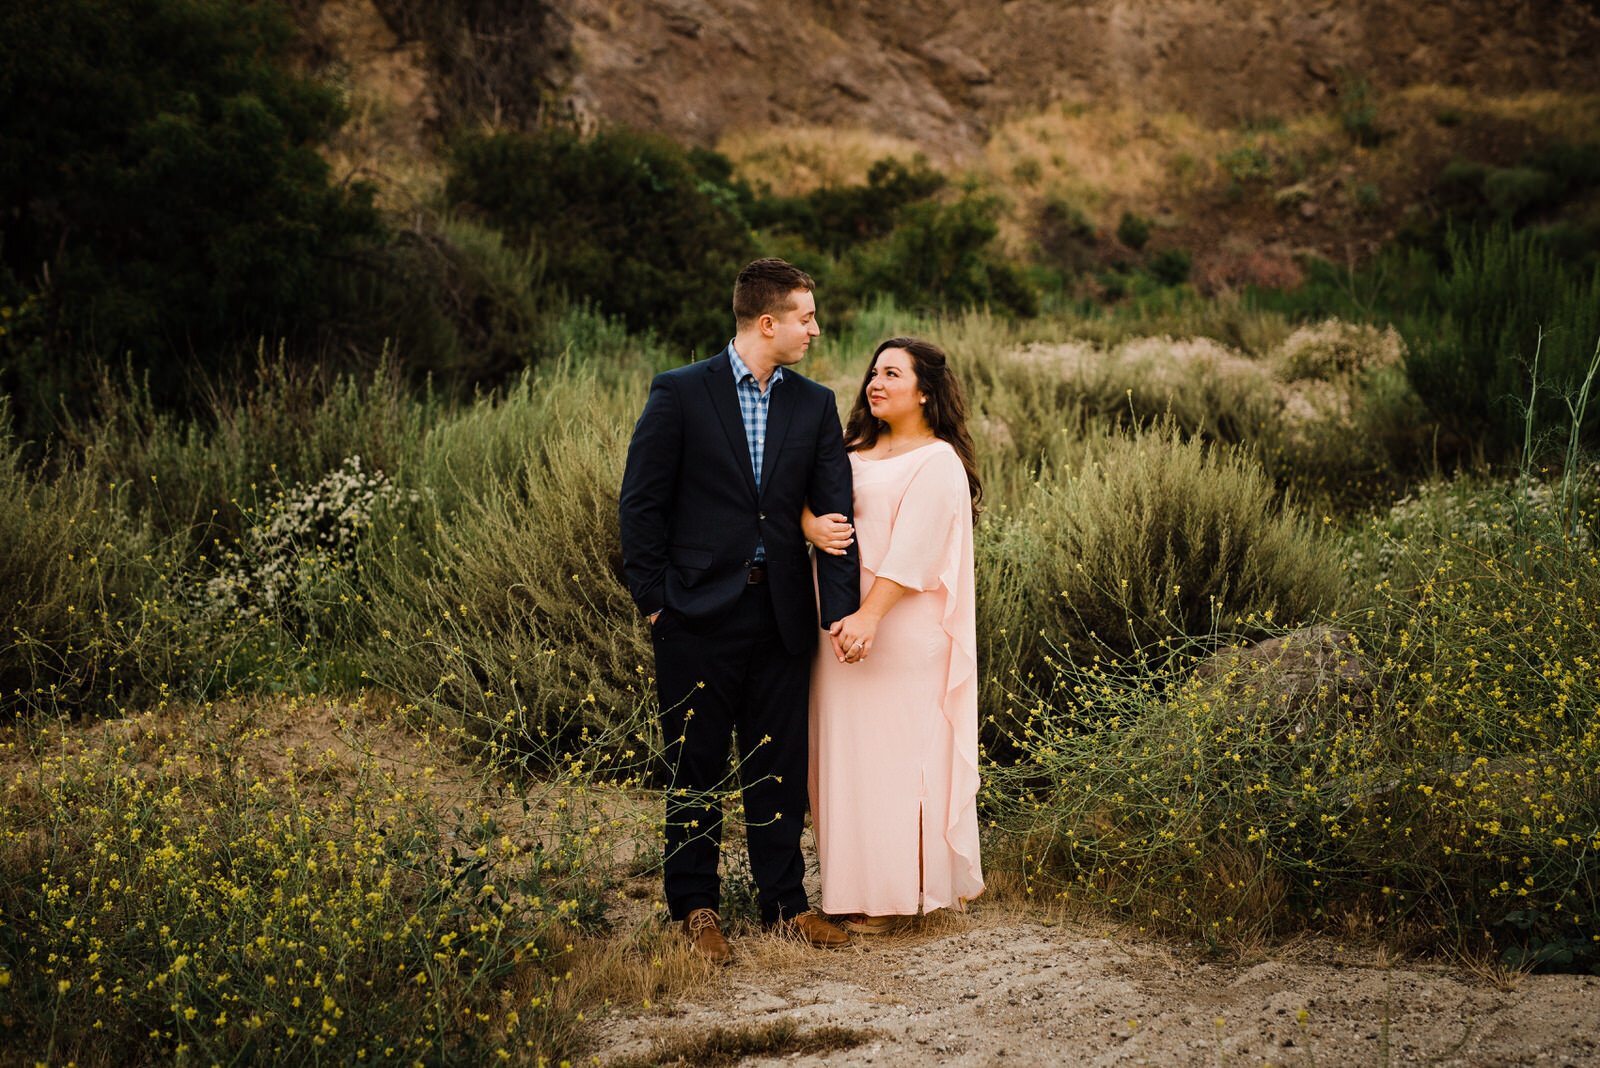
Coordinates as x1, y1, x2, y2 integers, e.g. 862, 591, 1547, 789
293, 0, 1599, 290
559, 0, 1600, 159
301, 0, 1600, 162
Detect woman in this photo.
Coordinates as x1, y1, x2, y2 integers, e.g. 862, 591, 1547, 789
803, 337, 985, 932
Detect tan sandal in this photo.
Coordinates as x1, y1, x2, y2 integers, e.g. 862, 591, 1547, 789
839, 913, 911, 935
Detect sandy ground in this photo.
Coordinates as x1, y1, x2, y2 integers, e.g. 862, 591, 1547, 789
590, 905, 1600, 1067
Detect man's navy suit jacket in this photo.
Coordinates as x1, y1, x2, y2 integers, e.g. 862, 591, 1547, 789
618, 346, 860, 656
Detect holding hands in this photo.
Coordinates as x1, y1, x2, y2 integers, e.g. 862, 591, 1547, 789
829, 610, 879, 664
804, 505, 907, 665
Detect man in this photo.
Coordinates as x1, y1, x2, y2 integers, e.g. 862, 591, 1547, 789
619, 258, 859, 962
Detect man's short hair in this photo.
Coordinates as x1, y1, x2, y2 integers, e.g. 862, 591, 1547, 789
733, 258, 815, 326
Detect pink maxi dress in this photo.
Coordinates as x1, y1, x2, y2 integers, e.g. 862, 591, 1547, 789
808, 440, 985, 916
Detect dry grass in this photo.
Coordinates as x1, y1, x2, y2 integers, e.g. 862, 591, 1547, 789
604, 1017, 877, 1068
1458, 945, 1534, 993
718, 125, 932, 196
1399, 86, 1600, 144
559, 917, 723, 1014
983, 102, 1233, 228
974, 87, 1600, 262
564, 905, 900, 1005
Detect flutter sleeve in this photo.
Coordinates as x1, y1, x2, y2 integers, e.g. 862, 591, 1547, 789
872, 447, 968, 593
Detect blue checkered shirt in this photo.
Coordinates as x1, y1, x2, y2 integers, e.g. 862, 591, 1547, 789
728, 344, 783, 562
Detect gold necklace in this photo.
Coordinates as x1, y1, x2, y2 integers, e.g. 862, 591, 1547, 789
881, 433, 938, 457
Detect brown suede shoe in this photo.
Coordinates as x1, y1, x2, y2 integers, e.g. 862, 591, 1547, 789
682, 908, 732, 965
772, 910, 850, 948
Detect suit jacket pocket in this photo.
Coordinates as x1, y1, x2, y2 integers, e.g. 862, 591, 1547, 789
668, 545, 714, 586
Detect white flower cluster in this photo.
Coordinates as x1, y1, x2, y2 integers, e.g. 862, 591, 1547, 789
204, 456, 414, 631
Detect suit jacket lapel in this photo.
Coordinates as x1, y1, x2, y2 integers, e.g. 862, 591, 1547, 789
703, 348, 758, 500
759, 372, 795, 503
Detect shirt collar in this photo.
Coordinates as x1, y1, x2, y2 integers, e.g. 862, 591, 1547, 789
728, 342, 783, 389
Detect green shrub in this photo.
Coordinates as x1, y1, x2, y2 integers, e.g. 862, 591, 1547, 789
988, 472, 1600, 956
545, 302, 681, 378
1528, 140, 1600, 189
1400, 225, 1600, 460
1216, 146, 1275, 186
341, 215, 558, 388
1068, 290, 1290, 358
959, 344, 1100, 495
65, 356, 437, 553
1439, 158, 1490, 191
1273, 318, 1401, 382
1115, 211, 1152, 252
975, 421, 1340, 735
447, 125, 756, 349
1261, 320, 1428, 511
203, 456, 413, 645
1033, 198, 1097, 273
1096, 270, 1129, 302
2, 391, 397, 716
1483, 166, 1560, 219
841, 194, 1038, 317
960, 313, 1424, 514
748, 156, 946, 256
1343, 473, 1599, 596
1430, 144, 1598, 239
962, 329, 1289, 494
0, 0, 381, 410
1148, 248, 1192, 287
1339, 76, 1387, 147
1012, 158, 1044, 186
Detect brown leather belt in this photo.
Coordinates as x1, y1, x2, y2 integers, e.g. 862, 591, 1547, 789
747, 564, 768, 585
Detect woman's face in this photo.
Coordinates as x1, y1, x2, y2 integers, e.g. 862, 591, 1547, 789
865, 347, 926, 427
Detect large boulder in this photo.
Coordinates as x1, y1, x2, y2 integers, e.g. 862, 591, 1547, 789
1193, 625, 1375, 741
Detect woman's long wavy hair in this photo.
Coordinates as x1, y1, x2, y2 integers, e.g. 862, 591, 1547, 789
844, 336, 983, 522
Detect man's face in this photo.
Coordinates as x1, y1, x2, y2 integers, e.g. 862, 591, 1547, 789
768, 288, 820, 367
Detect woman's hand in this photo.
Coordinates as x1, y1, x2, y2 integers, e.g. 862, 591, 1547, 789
801, 504, 854, 555
827, 577, 908, 663
829, 610, 879, 663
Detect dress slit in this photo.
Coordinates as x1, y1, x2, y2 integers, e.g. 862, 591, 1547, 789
916, 801, 926, 913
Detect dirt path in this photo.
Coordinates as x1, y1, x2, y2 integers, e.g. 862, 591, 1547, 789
590, 908, 1600, 1067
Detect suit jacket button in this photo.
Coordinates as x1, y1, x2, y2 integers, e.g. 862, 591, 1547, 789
759, 512, 767, 520
743, 559, 752, 568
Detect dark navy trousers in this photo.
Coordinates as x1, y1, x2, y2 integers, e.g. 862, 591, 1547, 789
652, 581, 812, 925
